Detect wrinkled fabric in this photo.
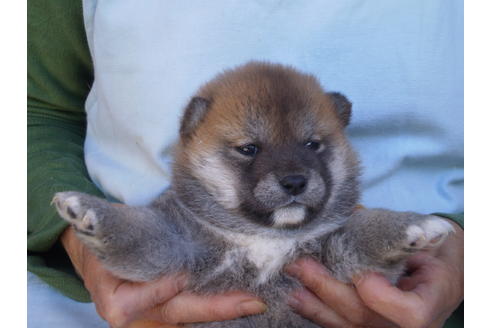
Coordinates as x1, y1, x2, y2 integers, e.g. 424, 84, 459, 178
28, 273, 107, 328
83, 0, 463, 214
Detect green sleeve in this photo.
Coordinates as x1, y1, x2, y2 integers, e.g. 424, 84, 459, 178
28, 0, 103, 302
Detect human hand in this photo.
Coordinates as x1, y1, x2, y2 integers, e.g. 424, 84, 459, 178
285, 220, 463, 328
61, 226, 267, 328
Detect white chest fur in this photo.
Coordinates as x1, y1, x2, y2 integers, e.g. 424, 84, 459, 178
209, 234, 297, 284
227, 234, 297, 284
202, 221, 339, 285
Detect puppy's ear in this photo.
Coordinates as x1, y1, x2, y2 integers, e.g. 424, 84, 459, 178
180, 97, 211, 140
327, 92, 352, 127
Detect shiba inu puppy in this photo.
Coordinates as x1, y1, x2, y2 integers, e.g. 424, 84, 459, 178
53, 62, 454, 327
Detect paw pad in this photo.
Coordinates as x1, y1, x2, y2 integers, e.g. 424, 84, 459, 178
405, 216, 454, 250
52, 192, 99, 236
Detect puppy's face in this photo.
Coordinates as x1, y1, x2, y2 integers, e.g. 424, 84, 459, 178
175, 62, 358, 229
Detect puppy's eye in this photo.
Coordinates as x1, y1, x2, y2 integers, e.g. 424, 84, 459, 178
304, 140, 322, 151
236, 144, 259, 156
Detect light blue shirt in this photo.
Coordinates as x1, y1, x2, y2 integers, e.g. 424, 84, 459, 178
83, 0, 463, 211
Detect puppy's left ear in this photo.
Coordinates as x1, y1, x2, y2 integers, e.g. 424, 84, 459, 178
326, 92, 352, 127
179, 96, 211, 140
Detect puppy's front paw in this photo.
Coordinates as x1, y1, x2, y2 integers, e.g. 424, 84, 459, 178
52, 192, 99, 236
404, 216, 455, 251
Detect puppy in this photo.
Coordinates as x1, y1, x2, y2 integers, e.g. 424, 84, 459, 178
53, 62, 454, 327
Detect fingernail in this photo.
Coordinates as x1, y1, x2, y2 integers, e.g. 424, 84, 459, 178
287, 294, 301, 309
285, 262, 301, 276
173, 273, 189, 290
352, 273, 362, 284
353, 272, 385, 285
237, 300, 268, 316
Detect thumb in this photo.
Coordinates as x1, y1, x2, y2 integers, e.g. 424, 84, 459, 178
353, 272, 423, 326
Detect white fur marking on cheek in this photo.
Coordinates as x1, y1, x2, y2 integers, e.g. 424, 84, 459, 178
191, 153, 240, 209
272, 206, 306, 227
326, 145, 348, 207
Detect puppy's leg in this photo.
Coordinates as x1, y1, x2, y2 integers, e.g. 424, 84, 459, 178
321, 208, 454, 283
53, 191, 200, 281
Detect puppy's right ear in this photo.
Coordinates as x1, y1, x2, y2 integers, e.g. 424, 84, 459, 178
179, 97, 211, 140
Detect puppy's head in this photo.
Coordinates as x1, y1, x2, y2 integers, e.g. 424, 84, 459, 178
174, 62, 359, 229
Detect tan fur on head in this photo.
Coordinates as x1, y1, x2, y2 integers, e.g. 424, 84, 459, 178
184, 62, 344, 147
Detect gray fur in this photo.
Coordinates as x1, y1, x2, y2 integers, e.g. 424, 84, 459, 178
53, 62, 454, 327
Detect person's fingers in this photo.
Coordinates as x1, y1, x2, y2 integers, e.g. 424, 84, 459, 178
403, 253, 453, 302
286, 258, 394, 327
288, 288, 356, 328
285, 258, 357, 312
396, 254, 436, 291
115, 273, 188, 313
143, 291, 267, 324
95, 273, 188, 327
354, 272, 434, 328
405, 252, 436, 273
396, 276, 419, 291
127, 320, 179, 328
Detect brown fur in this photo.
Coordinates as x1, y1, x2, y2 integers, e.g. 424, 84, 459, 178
176, 62, 346, 172
179, 62, 343, 153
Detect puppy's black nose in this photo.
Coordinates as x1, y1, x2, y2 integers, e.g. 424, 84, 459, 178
280, 175, 307, 196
